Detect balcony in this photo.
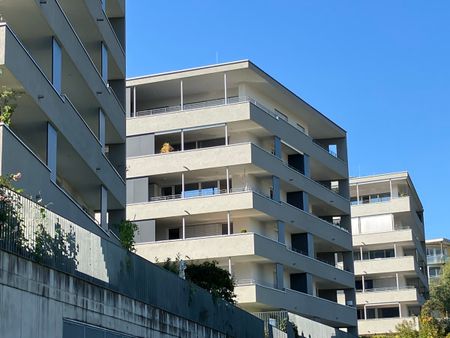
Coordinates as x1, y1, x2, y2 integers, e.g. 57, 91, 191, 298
135, 232, 354, 289
127, 142, 349, 214
235, 283, 356, 328
0, 24, 125, 207
356, 287, 423, 305
358, 317, 418, 336
127, 97, 348, 178
0, 125, 107, 237
351, 196, 414, 217
0, 0, 125, 134
427, 254, 449, 265
128, 187, 352, 251
354, 256, 428, 287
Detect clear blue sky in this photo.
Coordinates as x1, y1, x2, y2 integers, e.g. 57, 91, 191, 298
126, 1, 450, 239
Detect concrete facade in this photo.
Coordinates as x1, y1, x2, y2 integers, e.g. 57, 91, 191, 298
126, 61, 358, 336
0, 0, 126, 236
348, 172, 428, 336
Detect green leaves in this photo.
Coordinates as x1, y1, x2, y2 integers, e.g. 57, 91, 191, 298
0, 89, 19, 126
159, 257, 236, 304
118, 219, 139, 252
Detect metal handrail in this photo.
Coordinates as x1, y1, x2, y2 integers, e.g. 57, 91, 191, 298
149, 186, 253, 202
356, 286, 416, 293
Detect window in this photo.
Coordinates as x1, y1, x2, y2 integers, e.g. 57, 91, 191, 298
429, 267, 441, 278
379, 307, 399, 318
168, 228, 180, 240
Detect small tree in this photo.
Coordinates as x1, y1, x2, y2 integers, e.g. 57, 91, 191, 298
159, 257, 236, 304
118, 219, 138, 252
395, 320, 419, 338
0, 89, 19, 126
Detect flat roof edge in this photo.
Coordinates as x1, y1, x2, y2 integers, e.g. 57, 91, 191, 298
127, 60, 250, 83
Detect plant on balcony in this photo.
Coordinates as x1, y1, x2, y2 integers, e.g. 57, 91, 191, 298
160, 142, 174, 153
117, 219, 139, 252
159, 256, 236, 304
279, 318, 299, 337
0, 89, 19, 126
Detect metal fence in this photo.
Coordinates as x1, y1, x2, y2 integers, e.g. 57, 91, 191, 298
253, 310, 289, 332
0, 186, 264, 337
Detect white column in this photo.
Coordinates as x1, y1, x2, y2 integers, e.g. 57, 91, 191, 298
394, 243, 398, 257
228, 257, 232, 275
181, 130, 184, 151
181, 173, 185, 198
389, 179, 393, 199
360, 246, 364, 260
227, 211, 231, 235
224, 124, 228, 145
133, 86, 137, 116
182, 217, 186, 240
364, 305, 367, 320
180, 80, 184, 110
362, 275, 365, 292
356, 184, 360, 205
226, 168, 230, 193
396, 273, 399, 290
399, 303, 402, 317
224, 73, 228, 104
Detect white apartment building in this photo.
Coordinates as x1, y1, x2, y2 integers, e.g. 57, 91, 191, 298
0, 0, 126, 235
426, 238, 449, 280
349, 172, 428, 336
126, 61, 358, 336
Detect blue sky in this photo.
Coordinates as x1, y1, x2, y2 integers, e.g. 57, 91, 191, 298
126, 1, 450, 239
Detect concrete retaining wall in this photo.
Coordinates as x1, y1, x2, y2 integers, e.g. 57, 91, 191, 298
0, 251, 263, 338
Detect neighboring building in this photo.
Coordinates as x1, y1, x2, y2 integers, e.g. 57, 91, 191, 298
0, 0, 126, 236
426, 238, 449, 280
349, 172, 428, 336
126, 60, 358, 336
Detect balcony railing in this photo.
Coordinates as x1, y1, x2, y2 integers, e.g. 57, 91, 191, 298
133, 95, 308, 133
427, 254, 449, 265
356, 286, 416, 293
149, 186, 254, 202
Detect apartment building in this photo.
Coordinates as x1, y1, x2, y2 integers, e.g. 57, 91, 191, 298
126, 61, 358, 336
0, 0, 126, 236
349, 173, 428, 336
426, 238, 449, 280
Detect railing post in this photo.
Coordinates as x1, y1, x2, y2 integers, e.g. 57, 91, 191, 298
181, 173, 185, 198
226, 168, 230, 193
